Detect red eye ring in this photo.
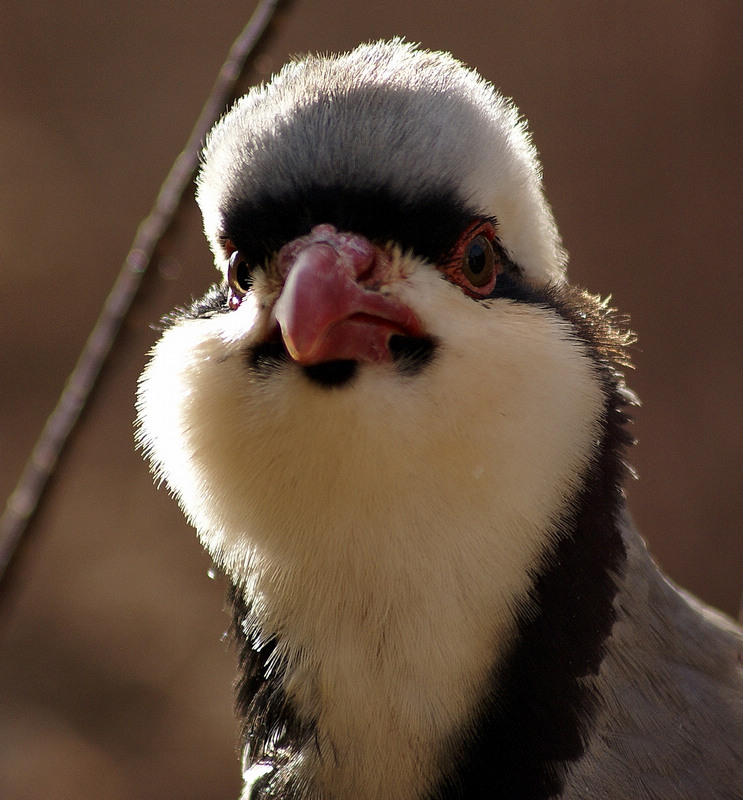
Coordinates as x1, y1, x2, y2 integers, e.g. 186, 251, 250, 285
442, 220, 501, 297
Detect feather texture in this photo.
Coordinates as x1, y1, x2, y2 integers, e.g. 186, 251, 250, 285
136, 40, 743, 800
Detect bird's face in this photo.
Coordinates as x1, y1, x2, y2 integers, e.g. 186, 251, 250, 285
136, 42, 619, 593
137, 221, 605, 593
229, 216, 500, 372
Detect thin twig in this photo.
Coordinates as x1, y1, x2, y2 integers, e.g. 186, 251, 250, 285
0, 0, 289, 590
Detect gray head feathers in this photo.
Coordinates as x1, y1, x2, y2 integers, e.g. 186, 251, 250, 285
196, 39, 566, 283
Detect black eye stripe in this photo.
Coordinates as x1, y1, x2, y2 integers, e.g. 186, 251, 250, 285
220, 185, 477, 266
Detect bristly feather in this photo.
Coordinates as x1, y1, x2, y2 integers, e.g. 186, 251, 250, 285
158, 284, 230, 330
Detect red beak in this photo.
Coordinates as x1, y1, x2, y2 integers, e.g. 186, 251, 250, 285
273, 225, 424, 366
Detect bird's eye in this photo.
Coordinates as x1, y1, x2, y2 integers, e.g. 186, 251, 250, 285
228, 251, 253, 293
461, 235, 495, 287
442, 221, 501, 297
227, 250, 253, 308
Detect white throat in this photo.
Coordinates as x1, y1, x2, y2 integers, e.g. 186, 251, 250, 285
137, 271, 606, 799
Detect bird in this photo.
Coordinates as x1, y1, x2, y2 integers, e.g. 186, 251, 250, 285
136, 39, 743, 800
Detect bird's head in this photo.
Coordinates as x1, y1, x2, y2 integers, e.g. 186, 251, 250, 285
136, 40, 632, 585
197, 40, 566, 289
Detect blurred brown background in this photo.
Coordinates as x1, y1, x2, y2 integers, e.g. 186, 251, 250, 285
1, 2, 741, 798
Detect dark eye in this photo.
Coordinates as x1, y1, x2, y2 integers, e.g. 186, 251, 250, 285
226, 250, 254, 309
228, 250, 253, 294
461, 235, 495, 287
441, 220, 501, 298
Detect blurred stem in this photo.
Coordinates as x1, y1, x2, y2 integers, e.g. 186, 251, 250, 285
0, 0, 292, 595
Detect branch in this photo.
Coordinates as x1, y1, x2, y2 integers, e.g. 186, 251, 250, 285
0, 0, 291, 591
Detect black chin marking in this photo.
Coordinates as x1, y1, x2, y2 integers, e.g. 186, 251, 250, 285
248, 341, 290, 374
302, 360, 358, 387
389, 334, 436, 374
248, 335, 436, 386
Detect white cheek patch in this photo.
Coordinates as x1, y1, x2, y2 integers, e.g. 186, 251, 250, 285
136, 293, 266, 548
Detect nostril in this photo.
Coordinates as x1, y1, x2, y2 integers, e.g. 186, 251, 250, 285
353, 250, 379, 285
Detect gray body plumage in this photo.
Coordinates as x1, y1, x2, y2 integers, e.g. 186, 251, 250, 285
566, 520, 743, 798
137, 40, 743, 799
